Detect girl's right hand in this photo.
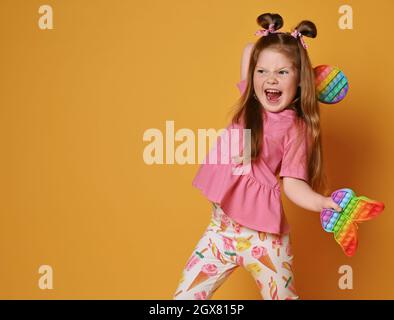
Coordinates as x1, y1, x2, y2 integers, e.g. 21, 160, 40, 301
320, 196, 342, 212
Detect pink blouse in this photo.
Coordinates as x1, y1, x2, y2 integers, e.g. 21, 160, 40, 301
191, 79, 309, 234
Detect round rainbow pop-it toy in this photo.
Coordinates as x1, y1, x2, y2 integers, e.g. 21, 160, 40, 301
314, 65, 349, 104
320, 188, 384, 257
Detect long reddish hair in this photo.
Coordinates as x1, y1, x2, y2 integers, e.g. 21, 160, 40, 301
229, 13, 327, 193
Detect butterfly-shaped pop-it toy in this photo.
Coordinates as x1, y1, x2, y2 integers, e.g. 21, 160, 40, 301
320, 188, 384, 257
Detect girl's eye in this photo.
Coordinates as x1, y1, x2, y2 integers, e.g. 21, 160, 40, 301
279, 70, 289, 75
257, 69, 266, 74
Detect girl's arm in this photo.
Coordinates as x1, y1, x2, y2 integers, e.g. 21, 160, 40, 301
282, 177, 342, 212
240, 43, 254, 80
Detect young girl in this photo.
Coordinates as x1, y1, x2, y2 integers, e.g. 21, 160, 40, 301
173, 13, 342, 300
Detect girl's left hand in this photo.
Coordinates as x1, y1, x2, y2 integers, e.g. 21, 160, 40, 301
320, 196, 342, 212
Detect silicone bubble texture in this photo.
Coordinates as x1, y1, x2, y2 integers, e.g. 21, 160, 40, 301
314, 65, 349, 104
320, 188, 384, 257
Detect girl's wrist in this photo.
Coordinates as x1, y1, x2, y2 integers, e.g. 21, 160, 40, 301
315, 194, 326, 212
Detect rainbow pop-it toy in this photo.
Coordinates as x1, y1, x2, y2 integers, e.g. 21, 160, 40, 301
320, 188, 384, 257
314, 65, 349, 104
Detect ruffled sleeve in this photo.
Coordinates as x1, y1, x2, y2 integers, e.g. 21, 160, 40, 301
279, 120, 309, 182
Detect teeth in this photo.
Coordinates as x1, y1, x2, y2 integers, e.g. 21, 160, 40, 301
265, 89, 281, 93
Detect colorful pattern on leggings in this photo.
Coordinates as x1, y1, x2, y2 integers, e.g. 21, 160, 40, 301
173, 203, 299, 300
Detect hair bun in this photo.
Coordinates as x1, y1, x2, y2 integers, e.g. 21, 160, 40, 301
294, 20, 317, 38
256, 13, 284, 31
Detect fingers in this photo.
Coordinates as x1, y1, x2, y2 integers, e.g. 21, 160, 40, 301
322, 197, 342, 212
331, 199, 342, 212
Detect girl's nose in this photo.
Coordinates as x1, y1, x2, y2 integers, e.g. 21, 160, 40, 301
267, 74, 278, 84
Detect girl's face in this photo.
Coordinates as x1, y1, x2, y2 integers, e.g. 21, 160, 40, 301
253, 49, 299, 113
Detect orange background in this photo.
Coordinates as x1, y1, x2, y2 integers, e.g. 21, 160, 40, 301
0, 0, 393, 299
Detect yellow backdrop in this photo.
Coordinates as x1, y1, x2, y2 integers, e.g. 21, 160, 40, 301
0, 0, 393, 299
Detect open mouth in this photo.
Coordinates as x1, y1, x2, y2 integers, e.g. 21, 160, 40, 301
264, 89, 282, 103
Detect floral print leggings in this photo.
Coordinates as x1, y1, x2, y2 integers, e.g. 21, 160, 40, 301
173, 202, 299, 300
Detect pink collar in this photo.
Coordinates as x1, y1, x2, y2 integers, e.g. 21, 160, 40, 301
262, 108, 296, 120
